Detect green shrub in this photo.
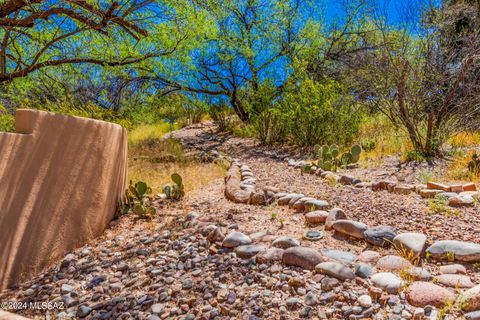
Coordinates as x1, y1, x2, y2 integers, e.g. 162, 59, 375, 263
275, 79, 361, 146
0, 105, 14, 132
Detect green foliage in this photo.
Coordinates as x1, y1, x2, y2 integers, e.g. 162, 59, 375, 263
207, 103, 235, 132
418, 169, 434, 184
360, 139, 377, 152
163, 173, 185, 200
119, 180, 156, 219
315, 144, 362, 171
275, 79, 361, 146
0, 105, 14, 132
468, 154, 480, 174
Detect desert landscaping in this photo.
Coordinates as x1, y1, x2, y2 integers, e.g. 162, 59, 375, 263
1, 0, 480, 320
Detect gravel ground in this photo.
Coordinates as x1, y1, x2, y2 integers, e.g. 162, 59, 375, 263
1, 122, 480, 320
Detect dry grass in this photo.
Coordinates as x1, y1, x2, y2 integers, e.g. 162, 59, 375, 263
449, 131, 480, 148
446, 149, 480, 182
129, 160, 226, 194
128, 123, 227, 194
357, 114, 411, 164
128, 122, 177, 146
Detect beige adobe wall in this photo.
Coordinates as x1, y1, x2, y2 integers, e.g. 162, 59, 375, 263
0, 109, 128, 290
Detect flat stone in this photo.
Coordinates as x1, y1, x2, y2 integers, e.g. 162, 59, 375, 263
235, 244, 266, 259
222, 232, 252, 248
407, 267, 432, 281
304, 211, 329, 224
426, 240, 480, 262
376, 255, 412, 271
370, 272, 403, 294
325, 208, 347, 231
364, 226, 397, 247
256, 248, 284, 264
304, 199, 329, 211
272, 236, 300, 249
449, 195, 475, 207
465, 311, 480, 320
393, 185, 413, 195
406, 281, 455, 308
420, 189, 444, 198
332, 220, 368, 239
303, 230, 323, 241
278, 193, 303, 206
355, 263, 375, 278
439, 264, 467, 274
434, 274, 474, 288
321, 249, 356, 265
292, 197, 316, 212
393, 233, 427, 259
356, 250, 381, 264
282, 247, 326, 270
288, 194, 307, 207
315, 262, 355, 281
463, 285, 480, 312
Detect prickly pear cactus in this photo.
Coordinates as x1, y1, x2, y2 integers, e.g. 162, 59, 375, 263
468, 153, 480, 174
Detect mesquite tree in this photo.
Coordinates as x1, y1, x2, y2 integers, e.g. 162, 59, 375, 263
352, 1, 480, 156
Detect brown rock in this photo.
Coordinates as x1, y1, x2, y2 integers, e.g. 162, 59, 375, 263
332, 220, 367, 239
282, 247, 326, 270
305, 211, 329, 224
376, 255, 412, 272
434, 274, 474, 288
325, 208, 347, 231
256, 248, 285, 264
439, 264, 467, 275
427, 181, 451, 192
357, 251, 381, 264
406, 281, 455, 308
450, 185, 464, 193
462, 284, 480, 312
463, 183, 478, 192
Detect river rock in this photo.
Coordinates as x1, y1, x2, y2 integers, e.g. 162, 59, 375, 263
325, 208, 347, 231
304, 199, 329, 212
434, 274, 475, 288
376, 255, 412, 271
449, 195, 474, 207
357, 250, 381, 264
364, 226, 397, 247
332, 220, 368, 239
305, 211, 329, 224
321, 249, 356, 265
235, 244, 266, 259
406, 282, 455, 308
393, 233, 427, 259
315, 262, 355, 281
439, 264, 467, 274
426, 240, 480, 262
256, 248, 284, 264
282, 247, 326, 270
462, 285, 480, 312
222, 232, 252, 248
272, 236, 300, 249
420, 189, 444, 198
355, 263, 375, 278
370, 272, 403, 294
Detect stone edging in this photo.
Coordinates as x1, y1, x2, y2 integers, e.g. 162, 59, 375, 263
287, 159, 479, 207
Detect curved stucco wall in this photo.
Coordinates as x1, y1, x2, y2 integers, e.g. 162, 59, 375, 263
0, 109, 128, 290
